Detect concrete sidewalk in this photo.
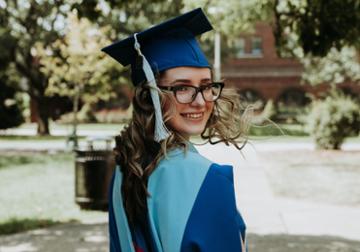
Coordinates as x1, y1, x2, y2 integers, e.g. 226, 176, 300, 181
1, 223, 360, 252
0, 223, 108, 252
1, 138, 359, 152
0, 139, 326, 152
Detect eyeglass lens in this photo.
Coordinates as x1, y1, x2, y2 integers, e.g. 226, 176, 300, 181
175, 83, 222, 103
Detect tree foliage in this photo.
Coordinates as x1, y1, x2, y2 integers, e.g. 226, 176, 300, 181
37, 13, 124, 106
184, 0, 272, 36
272, 0, 360, 85
73, 0, 184, 36
183, 0, 360, 86
274, 0, 360, 57
301, 46, 360, 85
0, 0, 186, 135
0, 0, 74, 134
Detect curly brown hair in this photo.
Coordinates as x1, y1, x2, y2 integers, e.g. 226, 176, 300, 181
114, 81, 251, 225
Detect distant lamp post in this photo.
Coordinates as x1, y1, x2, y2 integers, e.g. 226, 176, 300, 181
69, 85, 81, 150
208, 6, 223, 82
214, 31, 221, 81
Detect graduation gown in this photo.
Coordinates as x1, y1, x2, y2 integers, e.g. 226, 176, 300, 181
109, 144, 247, 252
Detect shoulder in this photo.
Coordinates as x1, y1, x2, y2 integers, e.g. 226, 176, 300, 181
161, 147, 212, 167
149, 147, 234, 187
148, 149, 211, 199
208, 163, 234, 183
198, 163, 236, 212
151, 148, 212, 180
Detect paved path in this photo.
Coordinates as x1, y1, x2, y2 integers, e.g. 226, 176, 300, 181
1, 138, 359, 152
1, 124, 359, 152
2, 223, 360, 252
0, 223, 108, 252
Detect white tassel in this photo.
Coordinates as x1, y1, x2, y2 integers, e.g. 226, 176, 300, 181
134, 33, 170, 142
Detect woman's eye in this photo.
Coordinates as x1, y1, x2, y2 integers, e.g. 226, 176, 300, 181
176, 86, 190, 92
202, 84, 212, 90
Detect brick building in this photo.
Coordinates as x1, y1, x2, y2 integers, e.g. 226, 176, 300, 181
222, 22, 360, 109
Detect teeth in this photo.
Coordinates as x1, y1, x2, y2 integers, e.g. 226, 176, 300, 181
183, 113, 203, 119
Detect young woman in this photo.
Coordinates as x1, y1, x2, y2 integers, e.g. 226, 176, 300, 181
103, 8, 249, 252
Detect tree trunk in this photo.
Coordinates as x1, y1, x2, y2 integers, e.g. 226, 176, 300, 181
37, 112, 50, 135
33, 96, 50, 136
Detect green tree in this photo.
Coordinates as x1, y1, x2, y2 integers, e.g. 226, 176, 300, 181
272, 0, 360, 86
75, 0, 184, 30
0, 0, 73, 135
37, 13, 124, 108
36, 13, 124, 145
273, 0, 360, 57
0, 0, 185, 135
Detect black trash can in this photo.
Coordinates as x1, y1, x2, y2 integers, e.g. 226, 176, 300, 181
75, 136, 115, 211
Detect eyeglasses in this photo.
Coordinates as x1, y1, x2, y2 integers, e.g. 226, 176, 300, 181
158, 82, 224, 104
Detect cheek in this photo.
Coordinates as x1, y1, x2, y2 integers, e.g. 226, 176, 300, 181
162, 97, 185, 126
174, 102, 188, 114
162, 94, 177, 118
206, 102, 214, 116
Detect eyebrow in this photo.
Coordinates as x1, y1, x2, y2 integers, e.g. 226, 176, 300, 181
170, 78, 212, 84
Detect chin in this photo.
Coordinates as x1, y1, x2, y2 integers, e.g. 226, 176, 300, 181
179, 125, 206, 137
167, 115, 209, 138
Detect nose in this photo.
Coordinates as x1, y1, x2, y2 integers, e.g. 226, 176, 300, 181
191, 91, 206, 106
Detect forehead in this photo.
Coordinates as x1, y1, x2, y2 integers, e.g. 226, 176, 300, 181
160, 67, 211, 82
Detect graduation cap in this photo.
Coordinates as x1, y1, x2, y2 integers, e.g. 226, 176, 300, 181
102, 8, 213, 142
102, 8, 213, 85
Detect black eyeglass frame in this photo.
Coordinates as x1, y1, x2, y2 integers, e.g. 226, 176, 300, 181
158, 82, 225, 104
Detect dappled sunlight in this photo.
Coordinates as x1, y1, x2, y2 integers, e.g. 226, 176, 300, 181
82, 234, 107, 243
261, 150, 360, 206
0, 242, 37, 252
0, 223, 108, 252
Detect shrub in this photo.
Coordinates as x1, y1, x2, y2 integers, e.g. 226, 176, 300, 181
0, 82, 24, 130
94, 106, 132, 123
306, 91, 360, 150
57, 103, 97, 124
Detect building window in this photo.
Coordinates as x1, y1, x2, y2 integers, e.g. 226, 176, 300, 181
251, 37, 263, 56
234, 37, 263, 58
234, 38, 246, 58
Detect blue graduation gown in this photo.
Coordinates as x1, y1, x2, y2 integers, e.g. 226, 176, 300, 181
109, 144, 247, 252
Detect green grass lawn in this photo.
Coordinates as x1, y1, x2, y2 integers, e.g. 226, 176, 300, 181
5, 122, 125, 132
249, 123, 308, 137
0, 151, 107, 235
0, 135, 87, 141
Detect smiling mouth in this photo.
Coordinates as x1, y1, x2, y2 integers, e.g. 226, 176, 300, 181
181, 112, 204, 119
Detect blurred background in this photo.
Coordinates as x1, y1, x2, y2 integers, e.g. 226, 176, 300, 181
0, 0, 359, 251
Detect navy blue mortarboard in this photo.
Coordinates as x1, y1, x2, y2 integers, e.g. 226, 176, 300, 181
101, 8, 213, 86
102, 8, 213, 142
